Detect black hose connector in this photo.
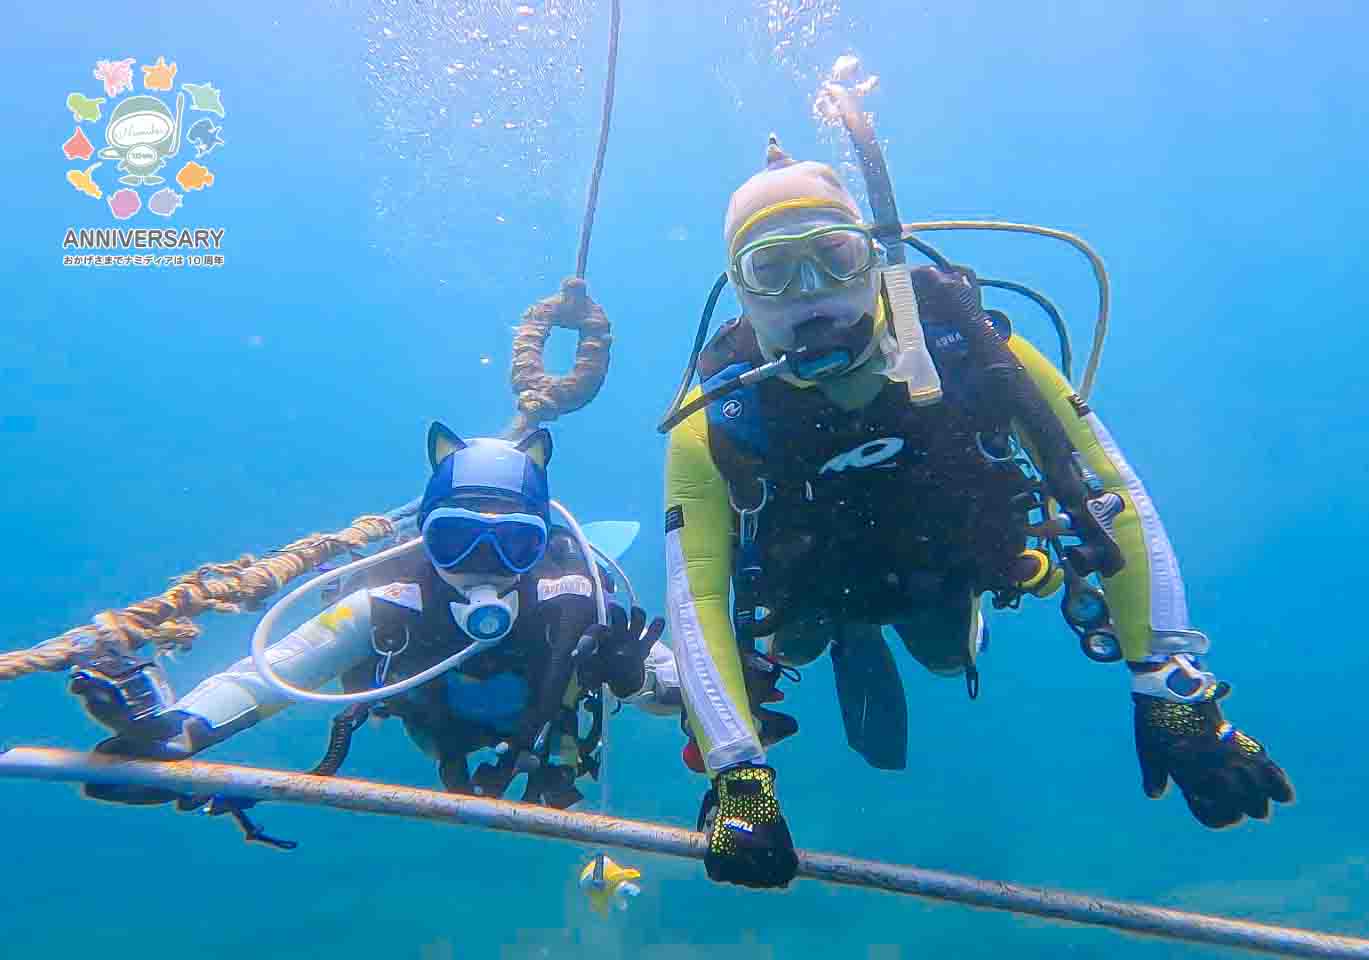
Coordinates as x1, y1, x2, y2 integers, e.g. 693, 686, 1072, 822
311, 703, 370, 778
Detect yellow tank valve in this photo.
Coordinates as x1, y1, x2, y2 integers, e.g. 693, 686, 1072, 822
1013, 549, 1056, 594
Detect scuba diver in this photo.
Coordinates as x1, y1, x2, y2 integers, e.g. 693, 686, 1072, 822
657, 137, 1294, 889
72, 422, 667, 834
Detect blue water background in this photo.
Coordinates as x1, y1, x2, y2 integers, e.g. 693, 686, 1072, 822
3, 1, 1368, 957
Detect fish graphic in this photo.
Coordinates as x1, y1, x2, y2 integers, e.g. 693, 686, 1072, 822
176, 161, 215, 191
66, 162, 103, 199
107, 188, 141, 220
147, 187, 183, 217
66, 93, 106, 123
62, 127, 95, 161
182, 82, 225, 118
186, 118, 225, 158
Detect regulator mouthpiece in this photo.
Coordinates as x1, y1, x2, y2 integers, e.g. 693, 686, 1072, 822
451, 585, 519, 643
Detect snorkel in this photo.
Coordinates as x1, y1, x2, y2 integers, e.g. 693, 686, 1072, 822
824, 83, 943, 406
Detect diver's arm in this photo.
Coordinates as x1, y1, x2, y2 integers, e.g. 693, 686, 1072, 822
1008, 335, 1295, 826
147, 590, 377, 757
665, 391, 763, 773
1007, 335, 1204, 663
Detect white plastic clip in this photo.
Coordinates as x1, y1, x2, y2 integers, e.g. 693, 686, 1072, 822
880, 266, 942, 406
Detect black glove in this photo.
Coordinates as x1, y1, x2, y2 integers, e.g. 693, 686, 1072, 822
82, 710, 210, 805
580, 604, 665, 699
907, 264, 986, 328
1134, 692, 1294, 828
81, 706, 205, 805
698, 764, 798, 889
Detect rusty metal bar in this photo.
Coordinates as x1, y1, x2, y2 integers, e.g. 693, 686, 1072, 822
2, 746, 1364, 958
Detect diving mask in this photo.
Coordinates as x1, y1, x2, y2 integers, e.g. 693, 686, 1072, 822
421, 507, 548, 575
731, 223, 877, 297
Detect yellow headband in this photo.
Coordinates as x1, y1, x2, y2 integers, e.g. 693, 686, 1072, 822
728, 198, 862, 258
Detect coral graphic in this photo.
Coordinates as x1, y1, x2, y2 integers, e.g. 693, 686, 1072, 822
93, 58, 136, 97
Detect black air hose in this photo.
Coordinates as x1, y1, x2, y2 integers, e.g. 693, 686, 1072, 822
520, 603, 590, 752
921, 267, 1124, 578
311, 703, 369, 777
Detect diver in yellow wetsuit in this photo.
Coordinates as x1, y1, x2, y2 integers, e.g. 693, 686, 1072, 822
659, 139, 1294, 889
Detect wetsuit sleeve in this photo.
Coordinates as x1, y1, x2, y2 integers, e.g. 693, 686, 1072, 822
665, 389, 763, 774
1006, 335, 1202, 662
171, 589, 376, 743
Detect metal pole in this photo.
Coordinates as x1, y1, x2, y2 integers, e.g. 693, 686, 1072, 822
3, 746, 1364, 959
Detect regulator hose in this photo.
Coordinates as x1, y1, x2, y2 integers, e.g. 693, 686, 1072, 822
927, 267, 1123, 578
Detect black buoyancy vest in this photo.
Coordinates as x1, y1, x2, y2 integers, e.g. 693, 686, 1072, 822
340, 529, 601, 742
697, 315, 1037, 627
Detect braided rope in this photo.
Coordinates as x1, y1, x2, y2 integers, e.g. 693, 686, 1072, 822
507, 276, 612, 439
0, 514, 396, 682
506, 0, 621, 439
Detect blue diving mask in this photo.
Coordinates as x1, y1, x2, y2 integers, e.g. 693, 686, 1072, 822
421, 507, 549, 575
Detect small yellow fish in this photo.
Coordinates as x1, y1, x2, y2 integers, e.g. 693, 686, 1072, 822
177, 161, 215, 191
579, 855, 641, 915
66, 162, 102, 199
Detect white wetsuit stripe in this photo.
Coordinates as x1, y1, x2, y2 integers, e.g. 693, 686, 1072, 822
1086, 412, 1190, 632
666, 528, 763, 770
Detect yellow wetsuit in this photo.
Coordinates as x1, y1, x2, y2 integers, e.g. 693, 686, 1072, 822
665, 315, 1200, 776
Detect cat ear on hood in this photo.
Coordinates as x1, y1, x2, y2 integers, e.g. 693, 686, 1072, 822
515, 428, 553, 469
427, 421, 468, 469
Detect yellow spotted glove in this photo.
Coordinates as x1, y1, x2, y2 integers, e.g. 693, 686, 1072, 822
697, 764, 798, 889
1132, 658, 1293, 829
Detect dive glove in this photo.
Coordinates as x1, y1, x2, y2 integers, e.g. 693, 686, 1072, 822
698, 764, 799, 889
1132, 657, 1293, 828
82, 710, 212, 805
580, 604, 666, 699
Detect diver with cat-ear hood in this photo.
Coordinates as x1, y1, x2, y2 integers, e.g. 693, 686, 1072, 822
657, 137, 1293, 889
73, 422, 669, 823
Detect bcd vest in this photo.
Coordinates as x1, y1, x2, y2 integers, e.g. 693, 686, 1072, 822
698, 313, 1037, 629
338, 530, 601, 749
